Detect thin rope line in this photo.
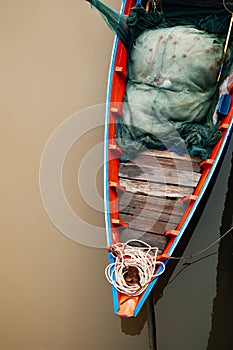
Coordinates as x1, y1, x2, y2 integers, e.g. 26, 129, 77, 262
168, 252, 218, 285
217, 11, 233, 82
170, 226, 233, 261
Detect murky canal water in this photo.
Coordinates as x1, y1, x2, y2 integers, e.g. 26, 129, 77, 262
1, 2, 232, 348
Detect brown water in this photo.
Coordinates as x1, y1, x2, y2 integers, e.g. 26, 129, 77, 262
0, 1, 232, 349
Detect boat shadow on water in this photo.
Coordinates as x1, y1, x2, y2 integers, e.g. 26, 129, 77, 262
121, 137, 233, 349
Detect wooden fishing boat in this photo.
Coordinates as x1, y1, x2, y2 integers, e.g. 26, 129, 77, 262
98, 0, 233, 317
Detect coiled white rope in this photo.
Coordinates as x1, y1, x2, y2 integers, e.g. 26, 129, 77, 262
105, 239, 165, 296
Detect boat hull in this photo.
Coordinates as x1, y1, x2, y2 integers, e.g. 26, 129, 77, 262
104, 0, 233, 317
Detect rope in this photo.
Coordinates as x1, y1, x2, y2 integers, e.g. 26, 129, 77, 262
105, 227, 232, 295
169, 226, 233, 260
217, 5, 233, 82
105, 239, 165, 296
168, 252, 217, 286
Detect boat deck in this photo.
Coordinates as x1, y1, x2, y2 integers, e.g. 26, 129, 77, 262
118, 149, 202, 253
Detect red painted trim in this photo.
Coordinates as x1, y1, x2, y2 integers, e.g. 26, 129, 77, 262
108, 0, 136, 246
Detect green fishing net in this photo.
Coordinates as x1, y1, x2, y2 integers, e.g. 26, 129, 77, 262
87, 0, 233, 160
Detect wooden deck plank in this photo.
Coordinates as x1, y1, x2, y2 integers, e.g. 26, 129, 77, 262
140, 149, 201, 163
130, 153, 202, 173
119, 192, 187, 216
119, 205, 182, 225
120, 178, 194, 198
119, 213, 176, 235
119, 228, 168, 253
119, 163, 201, 187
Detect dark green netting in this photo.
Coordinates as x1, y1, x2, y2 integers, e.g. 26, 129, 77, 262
87, 1, 233, 49
86, 0, 233, 160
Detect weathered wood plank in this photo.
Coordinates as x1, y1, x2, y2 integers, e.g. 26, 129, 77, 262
119, 228, 168, 253
119, 178, 193, 198
139, 233, 168, 253
119, 213, 176, 235
119, 205, 182, 225
119, 192, 187, 217
119, 163, 201, 187
130, 153, 202, 173
140, 149, 201, 163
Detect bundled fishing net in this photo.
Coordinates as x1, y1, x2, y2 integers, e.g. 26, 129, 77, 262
86, 0, 233, 160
